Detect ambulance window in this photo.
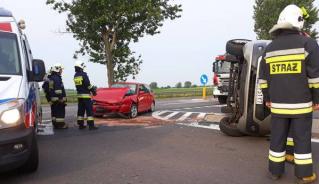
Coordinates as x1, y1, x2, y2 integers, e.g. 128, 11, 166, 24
0, 32, 21, 75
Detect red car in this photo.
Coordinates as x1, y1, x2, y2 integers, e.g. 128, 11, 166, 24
92, 82, 155, 118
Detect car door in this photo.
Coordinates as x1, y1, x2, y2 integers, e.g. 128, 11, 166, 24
137, 85, 148, 112
144, 84, 153, 108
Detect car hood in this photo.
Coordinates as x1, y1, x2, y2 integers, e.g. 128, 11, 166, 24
93, 88, 130, 104
0, 75, 22, 103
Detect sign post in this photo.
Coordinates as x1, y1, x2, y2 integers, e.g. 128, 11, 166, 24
200, 74, 208, 99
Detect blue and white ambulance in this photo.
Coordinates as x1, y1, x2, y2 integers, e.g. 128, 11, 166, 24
0, 8, 45, 173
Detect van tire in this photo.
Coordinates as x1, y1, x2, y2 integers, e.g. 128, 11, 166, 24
226, 39, 251, 57
19, 134, 39, 173
218, 96, 227, 104
219, 117, 245, 137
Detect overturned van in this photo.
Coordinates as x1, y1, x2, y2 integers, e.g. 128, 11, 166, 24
219, 39, 272, 137
0, 8, 46, 173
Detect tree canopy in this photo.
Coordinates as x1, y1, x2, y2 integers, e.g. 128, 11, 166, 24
46, 0, 182, 86
253, 0, 319, 39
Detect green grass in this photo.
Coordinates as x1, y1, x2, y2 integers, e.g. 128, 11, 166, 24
40, 87, 213, 104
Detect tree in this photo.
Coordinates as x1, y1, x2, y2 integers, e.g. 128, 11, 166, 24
175, 82, 182, 88
184, 81, 192, 88
149, 82, 158, 89
192, 84, 198, 88
46, 0, 182, 86
253, 0, 319, 39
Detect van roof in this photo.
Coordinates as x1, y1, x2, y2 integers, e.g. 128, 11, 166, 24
0, 8, 13, 17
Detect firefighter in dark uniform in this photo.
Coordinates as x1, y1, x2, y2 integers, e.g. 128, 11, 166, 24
50, 63, 68, 129
74, 60, 98, 130
259, 5, 318, 183
42, 67, 55, 125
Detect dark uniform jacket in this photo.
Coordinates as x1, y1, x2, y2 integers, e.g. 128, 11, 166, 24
259, 30, 319, 118
74, 71, 94, 98
49, 72, 66, 102
42, 74, 52, 102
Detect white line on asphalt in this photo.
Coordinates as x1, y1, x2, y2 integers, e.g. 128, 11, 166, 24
179, 122, 319, 144
163, 112, 180, 120
156, 111, 168, 116
176, 112, 193, 121
197, 113, 206, 119
178, 122, 220, 130
42, 119, 51, 122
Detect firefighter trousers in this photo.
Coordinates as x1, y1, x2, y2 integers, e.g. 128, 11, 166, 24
51, 102, 66, 128
269, 116, 313, 178
77, 98, 95, 127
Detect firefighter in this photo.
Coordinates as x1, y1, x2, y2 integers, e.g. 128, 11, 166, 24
50, 63, 68, 129
74, 60, 98, 130
259, 5, 318, 183
42, 67, 55, 125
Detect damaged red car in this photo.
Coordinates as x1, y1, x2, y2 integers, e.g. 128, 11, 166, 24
92, 82, 156, 118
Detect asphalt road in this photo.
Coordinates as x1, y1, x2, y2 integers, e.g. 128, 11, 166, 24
1, 97, 319, 184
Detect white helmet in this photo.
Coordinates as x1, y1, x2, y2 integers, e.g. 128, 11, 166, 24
52, 63, 64, 73
47, 66, 53, 75
269, 5, 308, 34
75, 60, 86, 69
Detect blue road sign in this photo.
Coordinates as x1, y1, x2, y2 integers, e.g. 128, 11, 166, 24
200, 74, 208, 85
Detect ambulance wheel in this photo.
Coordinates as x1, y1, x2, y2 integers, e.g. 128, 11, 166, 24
19, 133, 39, 173
219, 117, 245, 137
218, 96, 227, 104
226, 39, 251, 57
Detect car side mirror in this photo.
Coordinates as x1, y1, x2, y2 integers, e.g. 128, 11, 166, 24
31, 59, 46, 82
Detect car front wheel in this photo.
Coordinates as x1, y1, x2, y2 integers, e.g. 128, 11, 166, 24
129, 104, 138, 119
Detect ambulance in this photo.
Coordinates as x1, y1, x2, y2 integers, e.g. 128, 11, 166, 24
0, 8, 45, 173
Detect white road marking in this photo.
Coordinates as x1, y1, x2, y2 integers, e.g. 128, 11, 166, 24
37, 119, 54, 135
177, 112, 193, 121
157, 111, 168, 116
153, 111, 208, 122
163, 112, 180, 120
178, 122, 319, 144
178, 122, 220, 130
197, 113, 206, 119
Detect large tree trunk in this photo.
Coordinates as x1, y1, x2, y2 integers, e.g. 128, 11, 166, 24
103, 31, 115, 87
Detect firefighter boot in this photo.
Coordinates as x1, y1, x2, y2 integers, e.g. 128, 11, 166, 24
286, 154, 294, 164
296, 173, 317, 184
268, 172, 282, 181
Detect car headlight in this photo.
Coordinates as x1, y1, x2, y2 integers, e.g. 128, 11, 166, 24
0, 99, 25, 129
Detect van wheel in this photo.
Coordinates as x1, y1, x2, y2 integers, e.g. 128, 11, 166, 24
226, 39, 251, 57
128, 104, 138, 119
219, 117, 245, 137
19, 134, 39, 173
218, 96, 227, 104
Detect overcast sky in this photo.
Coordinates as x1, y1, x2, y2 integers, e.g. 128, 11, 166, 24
1, 0, 318, 88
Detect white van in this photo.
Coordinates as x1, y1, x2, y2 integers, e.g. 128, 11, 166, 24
0, 8, 45, 173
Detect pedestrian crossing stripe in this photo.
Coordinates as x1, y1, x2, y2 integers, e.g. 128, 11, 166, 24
152, 111, 214, 122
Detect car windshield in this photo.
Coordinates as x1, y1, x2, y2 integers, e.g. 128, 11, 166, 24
111, 83, 137, 94
215, 61, 231, 74
0, 32, 21, 75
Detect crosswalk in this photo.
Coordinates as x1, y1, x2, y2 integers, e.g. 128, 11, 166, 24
152, 111, 211, 122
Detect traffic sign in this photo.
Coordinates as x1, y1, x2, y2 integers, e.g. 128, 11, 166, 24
200, 74, 208, 85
